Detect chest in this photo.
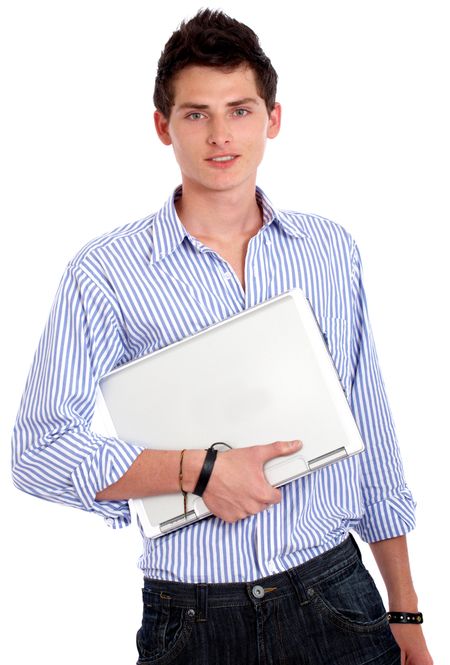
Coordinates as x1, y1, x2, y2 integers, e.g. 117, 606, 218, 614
107, 231, 354, 392
211, 242, 248, 291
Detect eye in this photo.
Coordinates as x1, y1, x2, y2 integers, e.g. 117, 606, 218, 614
232, 108, 249, 117
186, 112, 206, 121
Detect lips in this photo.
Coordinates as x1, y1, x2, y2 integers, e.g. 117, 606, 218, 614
206, 154, 239, 167
210, 155, 236, 162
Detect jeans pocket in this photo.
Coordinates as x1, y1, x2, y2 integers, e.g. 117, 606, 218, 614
136, 590, 195, 664
308, 557, 389, 634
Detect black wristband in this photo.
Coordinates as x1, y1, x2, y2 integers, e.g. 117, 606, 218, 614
387, 612, 423, 624
193, 447, 218, 497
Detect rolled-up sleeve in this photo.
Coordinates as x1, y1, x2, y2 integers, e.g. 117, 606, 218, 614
11, 264, 143, 528
349, 242, 416, 542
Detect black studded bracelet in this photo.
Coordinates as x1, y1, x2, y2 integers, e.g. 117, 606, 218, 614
387, 611, 423, 624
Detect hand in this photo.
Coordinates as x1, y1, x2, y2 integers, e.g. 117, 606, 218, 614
390, 624, 433, 665
201, 439, 302, 523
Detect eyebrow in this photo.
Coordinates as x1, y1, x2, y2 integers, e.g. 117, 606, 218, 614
177, 97, 260, 111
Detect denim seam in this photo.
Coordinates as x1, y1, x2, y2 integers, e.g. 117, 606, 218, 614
210, 592, 297, 610
137, 611, 196, 665
274, 601, 287, 664
311, 593, 389, 634
304, 553, 360, 590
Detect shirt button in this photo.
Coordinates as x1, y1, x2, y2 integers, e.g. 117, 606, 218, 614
224, 271, 232, 280
252, 585, 265, 599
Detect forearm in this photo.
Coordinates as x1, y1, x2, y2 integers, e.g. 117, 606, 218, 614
95, 448, 206, 500
95, 440, 301, 523
369, 535, 418, 610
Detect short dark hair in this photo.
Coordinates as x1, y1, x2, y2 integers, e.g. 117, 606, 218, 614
153, 9, 278, 117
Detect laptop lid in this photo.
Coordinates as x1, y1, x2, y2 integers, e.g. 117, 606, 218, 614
93, 288, 364, 538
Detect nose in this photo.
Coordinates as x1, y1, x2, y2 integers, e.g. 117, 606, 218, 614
207, 118, 232, 146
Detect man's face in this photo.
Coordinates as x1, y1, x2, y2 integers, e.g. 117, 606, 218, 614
154, 65, 281, 197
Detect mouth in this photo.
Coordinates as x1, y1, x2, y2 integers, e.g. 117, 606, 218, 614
209, 155, 237, 162
206, 154, 239, 167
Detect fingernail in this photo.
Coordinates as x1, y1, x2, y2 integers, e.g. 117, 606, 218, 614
289, 440, 301, 448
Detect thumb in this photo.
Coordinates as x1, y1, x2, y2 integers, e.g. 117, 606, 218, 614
262, 440, 302, 461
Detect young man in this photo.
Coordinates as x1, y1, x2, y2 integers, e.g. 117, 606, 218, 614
12, 9, 432, 665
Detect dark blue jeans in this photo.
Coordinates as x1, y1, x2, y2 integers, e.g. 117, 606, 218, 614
136, 535, 400, 665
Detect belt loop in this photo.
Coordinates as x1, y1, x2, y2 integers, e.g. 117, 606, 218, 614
196, 584, 208, 622
349, 533, 362, 561
286, 566, 309, 605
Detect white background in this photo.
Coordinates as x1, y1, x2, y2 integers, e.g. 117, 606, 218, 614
1, 1, 448, 662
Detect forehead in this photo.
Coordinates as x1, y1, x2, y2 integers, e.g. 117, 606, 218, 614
170, 65, 261, 105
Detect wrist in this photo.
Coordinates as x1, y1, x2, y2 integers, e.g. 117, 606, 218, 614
180, 449, 207, 493
388, 591, 419, 613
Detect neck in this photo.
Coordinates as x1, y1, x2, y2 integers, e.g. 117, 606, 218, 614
175, 181, 263, 242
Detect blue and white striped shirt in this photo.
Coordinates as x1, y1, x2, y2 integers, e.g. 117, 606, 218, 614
12, 187, 416, 582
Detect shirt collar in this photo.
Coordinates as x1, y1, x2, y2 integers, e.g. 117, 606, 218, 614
256, 187, 310, 239
150, 185, 309, 264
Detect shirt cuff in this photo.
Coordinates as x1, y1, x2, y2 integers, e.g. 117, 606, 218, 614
71, 434, 144, 528
354, 486, 417, 543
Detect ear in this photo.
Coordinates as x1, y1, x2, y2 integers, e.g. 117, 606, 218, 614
267, 102, 281, 139
154, 110, 172, 145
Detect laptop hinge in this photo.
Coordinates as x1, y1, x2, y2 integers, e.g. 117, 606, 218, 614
308, 447, 347, 471
160, 510, 197, 533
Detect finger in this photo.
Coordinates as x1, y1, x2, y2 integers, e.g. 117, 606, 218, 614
271, 487, 282, 503
261, 439, 302, 461
260, 487, 282, 506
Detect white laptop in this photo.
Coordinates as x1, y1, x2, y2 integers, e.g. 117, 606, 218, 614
92, 288, 364, 538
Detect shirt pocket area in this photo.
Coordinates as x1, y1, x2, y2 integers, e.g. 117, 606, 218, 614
316, 315, 351, 397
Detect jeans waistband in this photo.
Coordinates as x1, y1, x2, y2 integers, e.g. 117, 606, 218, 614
143, 535, 362, 619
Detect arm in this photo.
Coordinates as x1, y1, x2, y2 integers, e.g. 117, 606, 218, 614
96, 441, 302, 523
370, 536, 433, 664
11, 263, 143, 527
13, 253, 299, 525
348, 244, 431, 662
349, 242, 416, 542
370, 535, 417, 611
